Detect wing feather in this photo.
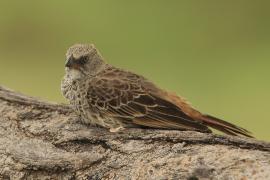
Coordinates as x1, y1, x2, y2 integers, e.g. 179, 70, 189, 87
87, 70, 211, 133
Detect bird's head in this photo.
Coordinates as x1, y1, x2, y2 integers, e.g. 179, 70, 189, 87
65, 43, 106, 80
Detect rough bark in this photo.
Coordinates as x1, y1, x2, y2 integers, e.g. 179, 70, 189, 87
0, 85, 269, 180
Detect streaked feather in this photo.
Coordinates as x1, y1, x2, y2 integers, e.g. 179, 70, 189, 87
87, 68, 211, 133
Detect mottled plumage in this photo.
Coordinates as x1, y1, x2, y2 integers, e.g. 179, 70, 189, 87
61, 43, 252, 137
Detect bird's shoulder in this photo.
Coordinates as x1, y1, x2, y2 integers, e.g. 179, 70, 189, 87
89, 66, 152, 91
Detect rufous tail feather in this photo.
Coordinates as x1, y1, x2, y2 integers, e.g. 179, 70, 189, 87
199, 114, 253, 138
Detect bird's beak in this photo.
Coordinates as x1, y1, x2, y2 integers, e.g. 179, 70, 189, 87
65, 59, 72, 68
65, 55, 75, 68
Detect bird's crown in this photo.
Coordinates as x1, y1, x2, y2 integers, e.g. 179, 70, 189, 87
66, 43, 97, 59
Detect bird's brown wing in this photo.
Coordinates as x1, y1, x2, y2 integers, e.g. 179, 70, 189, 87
87, 70, 211, 132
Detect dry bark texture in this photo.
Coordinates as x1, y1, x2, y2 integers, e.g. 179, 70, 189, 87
0, 85, 269, 180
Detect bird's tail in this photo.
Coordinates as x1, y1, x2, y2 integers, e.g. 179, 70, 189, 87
199, 114, 253, 138
162, 91, 253, 138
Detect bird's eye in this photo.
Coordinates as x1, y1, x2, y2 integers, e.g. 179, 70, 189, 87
77, 56, 88, 65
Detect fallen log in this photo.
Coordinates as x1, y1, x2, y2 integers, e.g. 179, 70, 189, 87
0, 85, 269, 179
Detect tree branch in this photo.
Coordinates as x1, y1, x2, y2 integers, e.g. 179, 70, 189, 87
0, 85, 269, 179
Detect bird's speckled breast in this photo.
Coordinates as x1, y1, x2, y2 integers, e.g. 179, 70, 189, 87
61, 75, 104, 125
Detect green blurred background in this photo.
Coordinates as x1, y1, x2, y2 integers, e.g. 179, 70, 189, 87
0, 1, 269, 140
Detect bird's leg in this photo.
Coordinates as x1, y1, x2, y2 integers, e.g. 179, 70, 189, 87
109, 126, 126, 133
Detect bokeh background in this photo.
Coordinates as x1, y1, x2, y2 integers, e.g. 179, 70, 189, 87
0, 1, 269, 140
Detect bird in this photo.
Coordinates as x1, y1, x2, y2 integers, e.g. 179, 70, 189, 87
61, 43, 252, 137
